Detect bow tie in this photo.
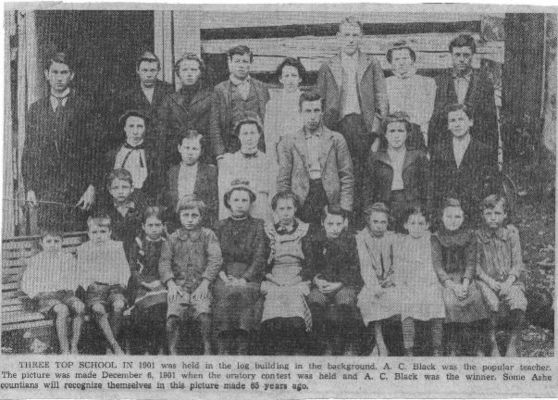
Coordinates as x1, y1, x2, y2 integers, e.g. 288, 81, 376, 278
124, 142, 145, 150
241, 152, 258, 159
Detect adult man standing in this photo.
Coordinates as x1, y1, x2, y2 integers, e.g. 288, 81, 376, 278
317, 17, 388, 218
277, 92, 354, 225
21, 52, 100, 231
429, 34, 498, 153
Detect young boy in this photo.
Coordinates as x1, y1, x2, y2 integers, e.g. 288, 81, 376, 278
476, 194, 527, 357
307, 205, 363, 355
76, 215, 131, 354
21, 229, 84, 354
158, 195, 223, 355
164, 130, 218, 232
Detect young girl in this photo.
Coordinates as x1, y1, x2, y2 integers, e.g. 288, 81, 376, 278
356, 202, 401, 356
127, 207, 168, 355
397, 206, 445, 356
213, 178, 268, 355
432, 198, 490, 356
260, 191, 313, 355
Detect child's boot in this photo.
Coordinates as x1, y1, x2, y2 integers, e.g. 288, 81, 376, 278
488, 316, 501, 356
505, 310, 525, 357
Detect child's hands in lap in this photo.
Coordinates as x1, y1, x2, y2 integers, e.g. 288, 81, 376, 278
321, 282, 342, 294
167, 280, 184, 303
192, 280, 210, 300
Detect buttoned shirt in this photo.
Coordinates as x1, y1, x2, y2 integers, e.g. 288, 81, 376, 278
387, 148, 406, 190
341, 52, 361, 117
177, 162, 198, 200
49, 88, 71, 111
142, 86, 155, 104
452, 134, 471, 168
230, 75, 251, 101
452, 70, 472, 104
304, 126, 323, 179
114, 144, 147, 189
476, 225, 523, 282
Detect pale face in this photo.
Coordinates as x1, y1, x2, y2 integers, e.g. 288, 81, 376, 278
404, 214, 429, 239
178, 137, 202, 165
41, 234, 63, 252
338, 23, 362, 56
482, 202, 507, 230
177, 59, 201, 87
385, 121, 408, 150
137, 61, 159, 88
274, 198, 296, 226
228, 189, 252, 217
442, 206, 465, 231
228, 53, 251, 80
367, 211, 389, 237
109, 179, 133, 204
44, 62, 74, 94
179, 208, 201, 231
279, 65, 301, 93
451, 46, 473, 73
124, 116, 146, 146
238, 123, 260, 154
391, 48, 415, 78
448, 110, 473, 139
88, 224, 111, 245
143, 216, 164, 240
323, 213, 346, 239
301, 99, 323, 132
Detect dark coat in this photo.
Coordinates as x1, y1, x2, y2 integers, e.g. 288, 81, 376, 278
104, 143, 163, 203
429, 69, 498, 152
364, 149, 430, 208
163, 162, 218, 230
316, 51, 388, 135
430, 137, 500, 224
209, 78, 269, 157
157, 85, 213, 165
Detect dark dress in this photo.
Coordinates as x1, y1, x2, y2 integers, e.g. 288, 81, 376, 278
213, 216, 268, 334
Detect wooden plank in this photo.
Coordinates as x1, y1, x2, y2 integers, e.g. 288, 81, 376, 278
2, 311, 45, 324
3, 282, 20, 291
1, 258, 28, 268
3, 319, 53, 331
2, 297, 24, 306
2, 290, 23, 300
2, 304, 24, 313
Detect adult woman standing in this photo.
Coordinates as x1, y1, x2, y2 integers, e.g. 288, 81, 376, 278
264, 57, 306, 167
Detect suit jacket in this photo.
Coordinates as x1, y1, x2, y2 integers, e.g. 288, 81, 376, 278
209, 78, 270, 157
21, 91, 101, 201
430, 137, 499, 222
157, 85, 213, 165
429, 69, 498, 152
276, 126, 354, 212
316, 51, 388, 135
364, 149, 430, 208
163, 162, 218, 230
104, 143, 163, 203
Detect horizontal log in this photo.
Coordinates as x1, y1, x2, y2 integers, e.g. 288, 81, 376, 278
2, 319, 53, 331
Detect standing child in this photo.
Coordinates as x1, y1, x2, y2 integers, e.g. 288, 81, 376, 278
432, 198, 489, 356
308, 205, 363, 356
76, 215, 131, 354
127, 207, 168, 355
356, 203, 401, 356
398, 206, 445, 356
21, 229, 84, 354
158, 196, 222, 355
476, 194, 527, 357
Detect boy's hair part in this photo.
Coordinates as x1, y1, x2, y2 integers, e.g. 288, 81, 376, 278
441, 197, 463, 212
449, 34, 476, 54
135, 50, 161, 70
299, 90, 324, 111
271, 191, 300, 211
321, 204, 346, 223
87, 214, 112, 229
276, 57, 307, 84
339, 16, 363, 33
382, 111, 412, 134
363, 202, 391, 221
481, 194, 508, 213
176, 195, 207, 217
227, 45, 253, 62
402, 204, 430, 224
386, 41, 417, 63
39, 227, 64, 240
45, 52, 74, 72
174, 52, 206, 76
106, 168, 134, 190
446, 103, 474, 120
143, 206, 165, 223
178, 129, 204, 148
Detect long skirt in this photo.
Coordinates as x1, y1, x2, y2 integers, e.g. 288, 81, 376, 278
442, 274, 490, 323
213, 277, 262, 334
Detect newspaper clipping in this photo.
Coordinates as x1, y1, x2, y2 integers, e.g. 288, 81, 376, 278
1, 2, 556, 398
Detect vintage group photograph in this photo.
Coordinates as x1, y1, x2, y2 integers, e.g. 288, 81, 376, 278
1, 5, 555, 358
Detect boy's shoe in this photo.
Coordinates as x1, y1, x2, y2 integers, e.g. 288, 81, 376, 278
403, 347, 414, 357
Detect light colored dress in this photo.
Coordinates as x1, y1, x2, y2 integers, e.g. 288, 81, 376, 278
218, 150, 274, 223
396, 233, 446, 321
355, 229, 401, 325
261, 220, 312, 331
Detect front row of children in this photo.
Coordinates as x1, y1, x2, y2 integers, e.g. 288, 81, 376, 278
21, 186, 527, 356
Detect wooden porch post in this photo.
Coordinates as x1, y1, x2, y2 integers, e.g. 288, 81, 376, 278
171, 9, 201, 90
153, 10, 174, 85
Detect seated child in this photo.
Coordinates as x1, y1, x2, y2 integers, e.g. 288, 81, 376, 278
76, 215, 131, 355
95, 168, 149, 255
397, 205, 445, 356
163, 130, 218, 232
158, 195, 222, 355
356, 202, 401, 356
432, 198, 489, 356
127, 206, 168, 355
476, 194, 527, 357
260, 191, 313, 355
21, 229, 84, 354
308, 205, 363, 356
